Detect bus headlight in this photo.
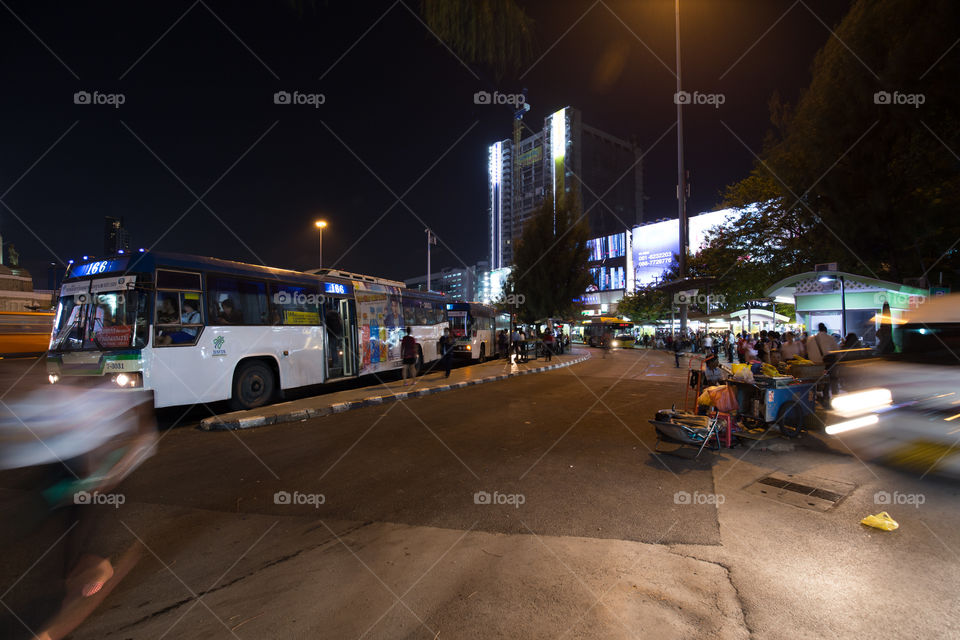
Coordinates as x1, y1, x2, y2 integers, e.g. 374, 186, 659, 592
48, 374, 59, 384
825, 414, 878, 435
831, 388, 892, 417
112, 373, 142, 388
611, 340, 620, 347
466, 345, 471, 351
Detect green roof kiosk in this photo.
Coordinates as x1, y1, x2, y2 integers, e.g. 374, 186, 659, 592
764, 270, 929, 344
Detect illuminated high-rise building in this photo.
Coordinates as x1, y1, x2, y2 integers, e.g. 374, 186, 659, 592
488, 106, 644, 269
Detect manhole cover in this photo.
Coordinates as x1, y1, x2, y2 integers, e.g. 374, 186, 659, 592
744, 472, 855, 511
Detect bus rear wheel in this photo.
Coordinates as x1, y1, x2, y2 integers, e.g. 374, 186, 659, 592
231, 360, 276, 411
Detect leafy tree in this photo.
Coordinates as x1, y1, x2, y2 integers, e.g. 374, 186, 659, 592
286, 1, 535, 76
420, 0, 534, 76
717, 0, 960, 286
505, 190, 591, 322
616, 285, 670, 325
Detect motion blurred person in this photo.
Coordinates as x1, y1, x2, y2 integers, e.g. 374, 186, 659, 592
0, 386, 157, 640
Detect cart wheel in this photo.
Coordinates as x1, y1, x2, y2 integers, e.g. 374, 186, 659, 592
776, 402, 805, 438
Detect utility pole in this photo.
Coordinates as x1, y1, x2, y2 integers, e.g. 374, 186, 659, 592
675, 0, 689, 335
425, 228, 437, 291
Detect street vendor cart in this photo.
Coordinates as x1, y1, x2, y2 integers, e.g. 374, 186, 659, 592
726, 376, 817, 437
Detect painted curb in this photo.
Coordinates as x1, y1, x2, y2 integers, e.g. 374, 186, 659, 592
200, 352, 591, 431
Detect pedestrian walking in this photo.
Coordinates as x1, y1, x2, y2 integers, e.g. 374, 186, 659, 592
438, 328, 454, 378
400, 327, 418, 385
673, 336, 682, 367
511, 327, 522, 362
542, 329, 555, 361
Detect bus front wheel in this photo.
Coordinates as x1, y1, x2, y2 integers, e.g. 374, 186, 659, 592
231, 360, 276, 411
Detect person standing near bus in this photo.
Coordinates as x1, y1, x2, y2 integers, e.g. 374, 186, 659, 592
439, 328, 454, 378
400, 327, 418, 386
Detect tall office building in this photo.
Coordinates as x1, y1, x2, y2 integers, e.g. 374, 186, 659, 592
488, 106, 643, 270
104, 216, 130, 256
404, 261, 488, 302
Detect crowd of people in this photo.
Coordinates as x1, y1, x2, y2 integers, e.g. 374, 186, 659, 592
637, 324, 864, 368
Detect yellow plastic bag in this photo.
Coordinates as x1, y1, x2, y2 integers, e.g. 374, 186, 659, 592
861, 512, 899, 531
697, 390, 712, 406
731, 363, 749, 375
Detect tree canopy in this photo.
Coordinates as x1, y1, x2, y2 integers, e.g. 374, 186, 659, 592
505, 190, 592, 322
705, 0, 960, 290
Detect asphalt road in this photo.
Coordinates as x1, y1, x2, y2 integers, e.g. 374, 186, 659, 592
2, 349, 959, 639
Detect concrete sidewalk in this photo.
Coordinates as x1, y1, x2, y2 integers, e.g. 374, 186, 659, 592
200, 349, 590, 431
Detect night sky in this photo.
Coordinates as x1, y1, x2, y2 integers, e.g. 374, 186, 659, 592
2, 0, 851, 285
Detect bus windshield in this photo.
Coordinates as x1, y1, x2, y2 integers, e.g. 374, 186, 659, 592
51, 289, 150, 351
448, 311, 469, 338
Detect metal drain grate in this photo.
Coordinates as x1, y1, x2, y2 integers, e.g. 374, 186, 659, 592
745, 473, 855, 511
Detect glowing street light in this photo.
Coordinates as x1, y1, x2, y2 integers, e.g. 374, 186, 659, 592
314, 220, 327, 269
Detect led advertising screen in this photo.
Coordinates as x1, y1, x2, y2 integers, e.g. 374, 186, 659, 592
632, 221, 678, 287
630, 208, 742, 288
586, 233, 626, 262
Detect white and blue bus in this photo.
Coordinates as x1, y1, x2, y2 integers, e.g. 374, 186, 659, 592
46, 253, 448, 409
445, 302, 511, 361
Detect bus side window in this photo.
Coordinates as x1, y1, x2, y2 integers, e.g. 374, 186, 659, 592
209, 276, 269, 325
402, 298, 416, 326
270, 283, 320, 325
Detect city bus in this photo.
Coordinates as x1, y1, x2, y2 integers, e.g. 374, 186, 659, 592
575, 317, 635, 348
0, 310, 55, 357
46, 252, 448, 409
445, 302, 510, 361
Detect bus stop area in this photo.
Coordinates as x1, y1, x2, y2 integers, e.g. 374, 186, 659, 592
200, 348, 590, 431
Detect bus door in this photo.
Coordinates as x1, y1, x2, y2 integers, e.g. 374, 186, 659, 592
323, 298, 357, 379
340, 298, 358, 376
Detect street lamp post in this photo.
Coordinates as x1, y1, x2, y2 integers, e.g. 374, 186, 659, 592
314, 220, 327, 269
675, 0, 689, 336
